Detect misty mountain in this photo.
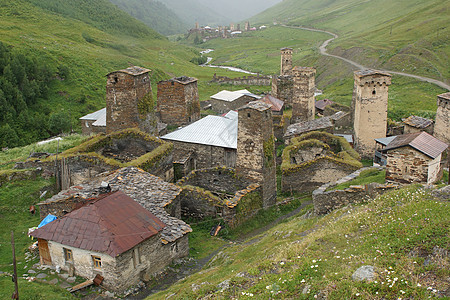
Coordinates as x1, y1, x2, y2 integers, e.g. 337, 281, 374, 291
163, 0, 229, 27
108, 0, 189, 36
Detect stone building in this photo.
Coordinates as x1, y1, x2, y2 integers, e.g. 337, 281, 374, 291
244, 21, 250, 31
106, 66, 158, 135
374, 136, 397, 166
236, 101, 276, 208
32, 190, 189, 292
280, 47, 293, 76
381, 132, 448, 184
434, 92, 450, 145
292, 66, 316, 123
315, 99, 335, 116
209, 89, 260, 114
402, 115, 434, 135
157, 76, 200, 127
271, 75, 294, 106
161, 111, 238, 179
79, 108, 106, 135
352, 69, 392, 158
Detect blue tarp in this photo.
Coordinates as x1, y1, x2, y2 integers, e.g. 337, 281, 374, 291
38, 214, 57, 228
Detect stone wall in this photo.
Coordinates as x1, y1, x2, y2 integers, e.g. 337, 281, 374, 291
434, 93, 450, 145
385, 147, 440, 184
80, 120, 106, 135
210, 74, 271, 86
272, 75, 294, 106
157, 78, 200, 126
312, 167, 397, 215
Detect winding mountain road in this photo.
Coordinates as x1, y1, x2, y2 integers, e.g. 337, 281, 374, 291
284, 25, 450, 91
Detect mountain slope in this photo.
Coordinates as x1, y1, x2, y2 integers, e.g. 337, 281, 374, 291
164, 0, 229, 27
251, 0, 449, 82
108, 0, 189, 35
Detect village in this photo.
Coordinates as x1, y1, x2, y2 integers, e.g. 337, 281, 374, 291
13, 48, 449, 296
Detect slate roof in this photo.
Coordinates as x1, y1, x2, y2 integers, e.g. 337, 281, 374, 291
438, 92, 450, 101
210, 89, 260, 102
402, 115, 433, 129
161, 111, 238, 149
159, 76, 197, 85
315, 99, 335, 111
79, 108, 106, 121
31, 191, 165, 257
259, 95, 284, 112
107, 66, 150, 76
38, 167, 191, 244
285, 116, 334, 138
355, 69, 391, 78
381, 132, 448, 159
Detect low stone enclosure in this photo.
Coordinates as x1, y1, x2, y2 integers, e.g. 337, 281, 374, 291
176, 167, 262, 228
16, 128, 174, 185
281, 131, 363, 193
313, 167, 399, 215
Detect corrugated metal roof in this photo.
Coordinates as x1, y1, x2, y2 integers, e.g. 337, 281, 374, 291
381, 132, 448, 159
402, 115, 433, 129
375, 136, 397, 146
161, 111, 238, 149
259, 95, 284, 112
31, 191, 165, 257
335, 134, 353, 144
92, 111, 106, 127
210, 89, 260, 102
79, 108, 106, 121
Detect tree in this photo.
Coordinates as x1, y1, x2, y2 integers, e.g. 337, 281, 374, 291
48, 111, 72, 135
0, 124, 19, 148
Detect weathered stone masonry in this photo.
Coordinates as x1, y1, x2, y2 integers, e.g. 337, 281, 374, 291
292, 66, 316, 123
434, 92, 450, 145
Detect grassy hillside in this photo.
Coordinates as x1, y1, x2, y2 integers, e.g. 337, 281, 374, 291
251, 0, 449, 83
108, 0, 189, 35
150, 185, 449, 299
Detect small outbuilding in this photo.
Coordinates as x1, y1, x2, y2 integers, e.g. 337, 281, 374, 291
79, 108, 106, 135
381, 132, 448, 184
210, 89, 260, 114
402, 115, 434, 135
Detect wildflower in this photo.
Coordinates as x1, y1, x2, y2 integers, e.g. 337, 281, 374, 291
417, 283, 421, 287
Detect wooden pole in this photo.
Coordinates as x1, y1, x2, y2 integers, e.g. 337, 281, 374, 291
11, 231, 19, 300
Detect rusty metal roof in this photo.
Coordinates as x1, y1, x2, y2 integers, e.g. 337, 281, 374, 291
31, 191, 165, 257
381, 132, 448, 159
402, 115, 433, 129
259, 95, 284, 112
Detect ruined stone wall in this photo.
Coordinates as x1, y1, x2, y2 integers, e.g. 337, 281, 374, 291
385, 147, 435, 184
292, 67, 316, 122
272, 75, 294, 106
210, 74, 271, 86
353, 72, 391, 158
282, 158, 360, 193
171, 141, 236, 170
157, 80, 200, 126
236, 103, 276, 207
434, 94, 450, 145
106, 71, 157, 135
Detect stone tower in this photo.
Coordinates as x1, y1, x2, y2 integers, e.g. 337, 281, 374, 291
291, 66, 316, 122
352, 69, 392, 157
236, 101, 277, 208
106, 66, 157, 134
237, 23, 241, 31
157, 76, 200, 127
434, 92, 450, 145
230, 23, 235, 31
244, 21, 250, 31
280, 47, 293, 76
271, 75, 294, 106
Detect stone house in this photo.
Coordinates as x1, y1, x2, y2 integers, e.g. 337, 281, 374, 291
315, 99, 335, 116
31, 191, 187, 292
79, 108, 106, 135
402, 115, 434, 135
281, 131, 362, 193
381, 132, 448, 184
434, 92, 450, 145
373, 136, 397, 166
157, 76, 200, 127
161, 111, 238, 179
209, 89, 260, 114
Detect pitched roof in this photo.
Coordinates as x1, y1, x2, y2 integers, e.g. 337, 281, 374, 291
107, 66, 150, 77
381, 132, 448, 159
315, 99, 335, 111
38, 167, 191, 245
375, 136, 397, 146
354, 69, 391, 78
259, 95, 284, 112
285, 116, 334, 138
79, 108, 106, 121
402, 115, 433, 129
161, 111, 238, 149
210, 89, 260, 102
31, 191, 165, 257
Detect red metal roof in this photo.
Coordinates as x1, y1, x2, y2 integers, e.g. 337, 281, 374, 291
259, 94, 284, 112
381, 132, 448, 159
31, 191, 165, 257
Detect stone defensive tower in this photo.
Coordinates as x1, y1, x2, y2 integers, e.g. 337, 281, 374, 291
106, 66, 157, 135
230, 23, 235, 31
157, 76, 200, 127
291, 66, 316, 122
352, 69, 392, 157
272, 75, 294, 106
280, 47, 293, 76
434, 92, 450, 145
236, 101, 277, 208
195, 22, 199, 30
244, 21, 250, 31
